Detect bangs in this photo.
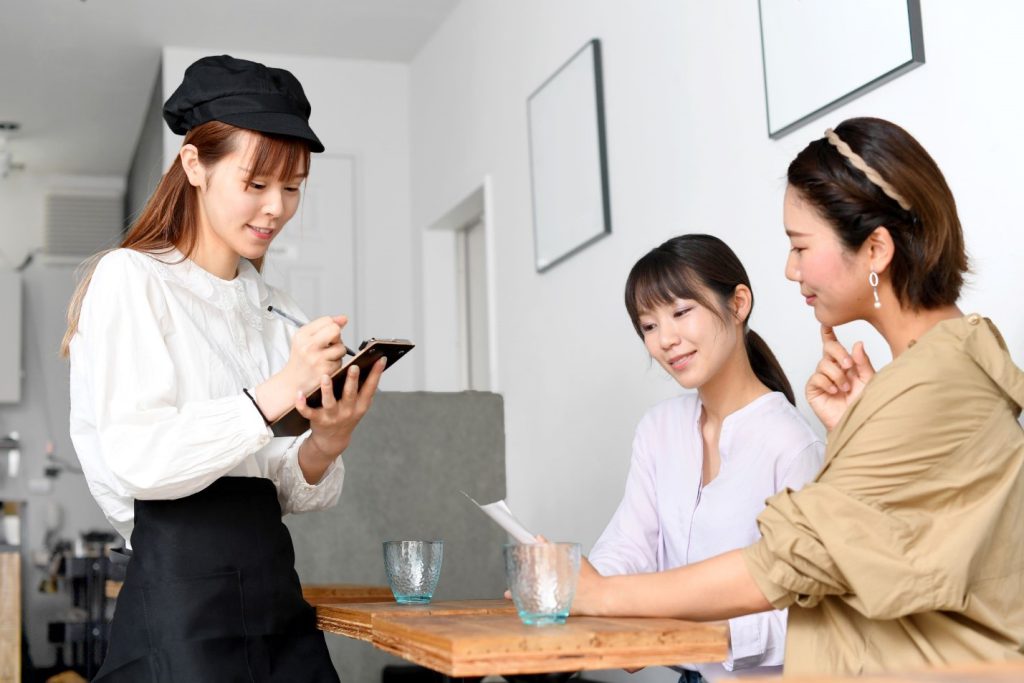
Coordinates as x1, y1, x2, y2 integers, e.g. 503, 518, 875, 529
243, 132, 310, 182
630, 255, 702, 312
624, 249, 716, 335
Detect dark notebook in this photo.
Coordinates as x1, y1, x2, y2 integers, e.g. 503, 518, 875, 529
270, 339, 415, 437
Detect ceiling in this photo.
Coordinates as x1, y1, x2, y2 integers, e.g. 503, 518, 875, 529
0, 0, 459, 176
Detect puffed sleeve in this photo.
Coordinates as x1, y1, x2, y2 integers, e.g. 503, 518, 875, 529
743, 368, 993, 619
270, 435, 346, 515
79, 251, 273, 499
589, 422, 660, 576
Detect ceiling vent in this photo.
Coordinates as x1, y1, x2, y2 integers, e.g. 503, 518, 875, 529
44, 193, 124, 257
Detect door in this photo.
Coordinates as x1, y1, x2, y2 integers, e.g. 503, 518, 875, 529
262, 155, 359, 345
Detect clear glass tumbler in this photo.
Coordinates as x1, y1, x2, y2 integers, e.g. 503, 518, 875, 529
383, 540, 444, 604
504, 542, 581, 626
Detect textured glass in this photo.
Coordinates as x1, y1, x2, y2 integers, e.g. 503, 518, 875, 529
383, 540, 444, 604
504, 542, 581, 626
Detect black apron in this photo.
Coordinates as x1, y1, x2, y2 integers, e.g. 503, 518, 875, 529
94, 477, 340, 683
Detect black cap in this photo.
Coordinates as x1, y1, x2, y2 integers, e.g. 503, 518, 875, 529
163, 55, 324, 153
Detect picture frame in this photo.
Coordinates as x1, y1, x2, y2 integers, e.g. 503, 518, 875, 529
759, 0, 925, 139
527, 39, 612, 273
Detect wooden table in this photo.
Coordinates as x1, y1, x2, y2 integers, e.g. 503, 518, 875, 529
105, 579, 392, 606
316, 600, 729, 678
316, 598, 518, 641
295, 583, 393, 606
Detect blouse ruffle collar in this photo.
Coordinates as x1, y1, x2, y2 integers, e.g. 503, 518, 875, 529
134, 248, 273, 331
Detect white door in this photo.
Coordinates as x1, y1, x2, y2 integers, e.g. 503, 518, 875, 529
262, 155, 359, 345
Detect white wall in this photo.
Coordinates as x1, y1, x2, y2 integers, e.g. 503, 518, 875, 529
410, 3, 1024, 679
0, 173, 48, 268
162, 47, 418, 388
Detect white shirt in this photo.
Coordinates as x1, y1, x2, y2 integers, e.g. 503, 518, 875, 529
589, 392, 824, 680
69, 248, 345, 545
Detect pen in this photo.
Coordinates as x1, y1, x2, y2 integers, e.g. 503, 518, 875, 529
267, 305, 357, 357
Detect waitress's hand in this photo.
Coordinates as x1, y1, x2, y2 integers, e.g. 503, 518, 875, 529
296, 357, 387, 461
253, 315, 351, 423
284, 315, 349, 394
806, 325, 875, 432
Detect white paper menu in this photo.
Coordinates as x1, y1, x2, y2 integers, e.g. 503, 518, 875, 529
462, 492, 538, 544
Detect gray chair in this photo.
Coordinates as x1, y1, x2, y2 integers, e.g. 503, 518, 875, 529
286, 391, 509, 682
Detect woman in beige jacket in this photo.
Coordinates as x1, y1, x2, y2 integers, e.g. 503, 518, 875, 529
572, 117, 1024, 676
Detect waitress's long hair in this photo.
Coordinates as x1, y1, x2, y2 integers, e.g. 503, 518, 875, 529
60, 121, 310, 357
624, 234, 795, 405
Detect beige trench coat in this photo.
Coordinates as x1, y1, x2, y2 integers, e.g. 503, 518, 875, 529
744, 314, 1024, 676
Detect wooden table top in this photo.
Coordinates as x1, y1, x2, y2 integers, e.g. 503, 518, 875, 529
298, 584, 394, 606
317, 600, 728, 677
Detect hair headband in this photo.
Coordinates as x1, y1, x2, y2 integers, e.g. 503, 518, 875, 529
825, 128, 911, 211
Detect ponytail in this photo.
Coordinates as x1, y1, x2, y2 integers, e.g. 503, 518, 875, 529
745, 329, 795, 405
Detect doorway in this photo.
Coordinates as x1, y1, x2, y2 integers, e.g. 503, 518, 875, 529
421, 177, 497, 392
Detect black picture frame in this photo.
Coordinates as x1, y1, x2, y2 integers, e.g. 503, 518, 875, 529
527, 39, 612, 273
758, 0, 925, 139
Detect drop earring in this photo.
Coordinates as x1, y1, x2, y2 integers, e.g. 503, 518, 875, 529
869, 271, 881, 309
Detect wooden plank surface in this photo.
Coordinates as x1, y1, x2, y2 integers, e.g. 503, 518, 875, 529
371, 613, 728, 677
0, 552, 21, 683
300, 583, 393, 606
106, 579, 392, 606
317, 599, 515, 641
760, 662, 1024, 683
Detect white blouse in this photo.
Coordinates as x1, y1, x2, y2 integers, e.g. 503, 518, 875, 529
69, 248, 345, 545
589, 392, 824, 680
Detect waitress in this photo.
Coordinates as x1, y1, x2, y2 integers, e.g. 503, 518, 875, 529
64, 55, 381, 681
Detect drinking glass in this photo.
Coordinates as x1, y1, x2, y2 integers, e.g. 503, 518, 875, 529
504, 542, 581, 626
383, 540, 444, 604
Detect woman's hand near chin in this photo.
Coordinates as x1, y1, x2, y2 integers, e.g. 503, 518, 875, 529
807, 325, 876, 431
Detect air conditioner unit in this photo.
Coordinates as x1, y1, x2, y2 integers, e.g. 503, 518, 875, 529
44, 192, 124, 257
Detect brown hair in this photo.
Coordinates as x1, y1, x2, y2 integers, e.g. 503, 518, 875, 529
625, 234, 795, 405
60, 121, 310, 357
787, 117, 967, 310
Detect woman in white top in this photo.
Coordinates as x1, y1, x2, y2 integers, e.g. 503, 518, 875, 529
589, 234, 824, 682
62, 56, 379, 682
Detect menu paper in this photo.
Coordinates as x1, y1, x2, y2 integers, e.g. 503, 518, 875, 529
462, 492, 538, 544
